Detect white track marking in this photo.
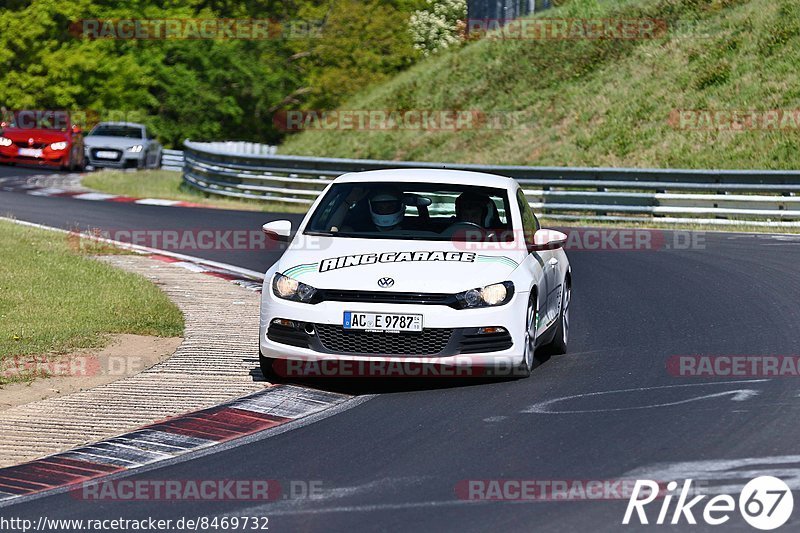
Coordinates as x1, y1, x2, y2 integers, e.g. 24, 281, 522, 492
623, 455, 800, 495
134, 198, 181, 206
522, 380, 768, 414
27, 187, 66, 196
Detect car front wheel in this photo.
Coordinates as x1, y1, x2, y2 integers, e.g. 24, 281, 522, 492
545, 280, 570, 355
259, 352, 281, 383
517, 292, 538, 378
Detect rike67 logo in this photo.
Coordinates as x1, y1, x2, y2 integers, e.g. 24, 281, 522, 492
623, 477, 794, 530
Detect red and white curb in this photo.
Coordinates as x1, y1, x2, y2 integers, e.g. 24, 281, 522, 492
148, 255, 265, 293
0, 217, 350, 506
1, 179, 214, 209
26, 186, 211, 209
0, 386, 348, 504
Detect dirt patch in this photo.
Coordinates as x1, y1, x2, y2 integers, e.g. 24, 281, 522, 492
0, 334, 182, 411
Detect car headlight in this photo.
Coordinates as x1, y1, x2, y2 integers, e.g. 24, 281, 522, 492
455, 281, 514, 309
127, 144, 143, 153
272, 273, 317, 303
50, 141, 68, 150
0, 137, 12, 147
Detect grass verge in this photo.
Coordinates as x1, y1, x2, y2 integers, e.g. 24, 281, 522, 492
82, 170, 309, 213
0, 219, 184, 384
280, 0, 800, 170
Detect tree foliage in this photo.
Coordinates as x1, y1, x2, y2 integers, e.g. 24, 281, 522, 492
0, 0, 424, 146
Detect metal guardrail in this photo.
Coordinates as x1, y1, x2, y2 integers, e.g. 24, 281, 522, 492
164, 143, 275, 171
182, 140, 800, 226
161, 149, 184, 172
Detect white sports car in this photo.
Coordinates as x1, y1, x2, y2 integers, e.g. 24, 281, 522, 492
259, 169, 571, 379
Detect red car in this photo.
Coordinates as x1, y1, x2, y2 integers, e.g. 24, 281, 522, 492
0, 111, 86, 170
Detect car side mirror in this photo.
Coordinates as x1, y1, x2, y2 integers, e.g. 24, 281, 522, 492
530, 229, 567, 252
71, 125, 82, 135
262, 220, 292, 241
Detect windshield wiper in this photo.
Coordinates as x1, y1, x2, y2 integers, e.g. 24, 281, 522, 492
305, 231, 347, 237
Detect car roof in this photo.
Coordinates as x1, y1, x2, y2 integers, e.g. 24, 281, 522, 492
93, 122, 145, 128
333, 169, 517, 189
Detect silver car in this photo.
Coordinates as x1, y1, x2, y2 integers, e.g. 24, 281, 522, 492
84, 122, 162, 169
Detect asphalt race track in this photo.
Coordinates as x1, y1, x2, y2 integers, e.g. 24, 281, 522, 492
2, 169, 800, 531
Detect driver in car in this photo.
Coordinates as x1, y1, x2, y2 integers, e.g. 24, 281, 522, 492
369, 188, 406, 232
455, 191, 491, 227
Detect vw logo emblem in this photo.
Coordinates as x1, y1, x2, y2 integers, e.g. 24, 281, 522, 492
377, 277, 394, 288
28, 138, 34, 146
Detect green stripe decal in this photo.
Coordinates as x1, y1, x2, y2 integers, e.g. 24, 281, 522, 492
477, 255, 519, 269
283, 263, 319, 278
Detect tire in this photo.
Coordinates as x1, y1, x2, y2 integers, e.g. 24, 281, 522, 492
517, 292, 538, 378
259, 352, 281, 383
544, 279, 570, 356
74, 151, 86, 172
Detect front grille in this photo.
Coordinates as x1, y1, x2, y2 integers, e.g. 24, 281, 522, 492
312, 289, 458, 308
14, 141, 46, 149
267, 323, 309, 349
90, 148, 122, 161
315, 324, 452, 356
459, 331, 514, 354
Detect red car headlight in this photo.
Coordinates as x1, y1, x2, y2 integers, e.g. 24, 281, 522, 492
0, 137, 12, 147
50, 141, 68, 150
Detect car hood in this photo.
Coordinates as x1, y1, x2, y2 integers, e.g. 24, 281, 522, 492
83, 136, 143, 149
276, 236, 526, 293
1, 128, 70, 143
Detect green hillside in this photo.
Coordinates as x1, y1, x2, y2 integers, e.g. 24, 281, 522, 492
280, 0, 800, 169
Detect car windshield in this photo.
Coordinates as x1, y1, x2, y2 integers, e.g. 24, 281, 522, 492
88, 125, 143, 138
305, 182, 513, 241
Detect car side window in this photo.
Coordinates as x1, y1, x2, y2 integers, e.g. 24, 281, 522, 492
516, 188, 539, 251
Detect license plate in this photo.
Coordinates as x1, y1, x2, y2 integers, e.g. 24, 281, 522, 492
343, 312, 423, 332
18, 148, 42, 158
96, 151, 118, 160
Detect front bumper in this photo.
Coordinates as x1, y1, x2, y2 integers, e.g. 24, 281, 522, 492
85, 148, 143, 169
0, 149, 66, 167
259, 287, 528, 367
